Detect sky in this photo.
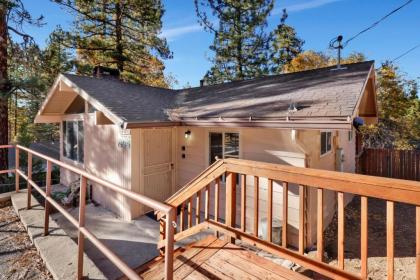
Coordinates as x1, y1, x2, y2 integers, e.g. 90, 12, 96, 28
19, 0, 420, 88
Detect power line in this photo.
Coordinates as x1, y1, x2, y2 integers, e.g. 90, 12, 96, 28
391, 43, 420, 62
343, 0, 414, 47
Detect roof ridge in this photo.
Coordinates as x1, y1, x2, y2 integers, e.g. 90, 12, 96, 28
62, 73, 175, 93
63, 60, 374, 92
178, 60, 374, 91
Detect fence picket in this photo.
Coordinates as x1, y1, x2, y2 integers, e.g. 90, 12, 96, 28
360, 149, 420, 181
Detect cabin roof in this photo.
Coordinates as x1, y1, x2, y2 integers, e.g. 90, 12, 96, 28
36, 61, 376, 129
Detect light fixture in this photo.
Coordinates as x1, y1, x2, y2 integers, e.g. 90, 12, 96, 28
184, 130, 191, 139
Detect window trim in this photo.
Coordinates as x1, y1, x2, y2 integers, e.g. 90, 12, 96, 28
207, 130, 241, 166
320, 131, 333, 157
62, 120, 85, 165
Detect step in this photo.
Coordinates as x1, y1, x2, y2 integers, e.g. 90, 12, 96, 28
11, 190, 107, 280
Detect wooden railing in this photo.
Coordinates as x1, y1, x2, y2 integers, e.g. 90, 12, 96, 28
159, 158, 420, 280
0, 145, 175, 280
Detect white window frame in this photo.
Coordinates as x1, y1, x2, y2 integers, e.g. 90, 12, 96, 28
320, 131, 332, 157
348, 130, 353, 142
62, 117, 85, 165
208, 131, 241, 165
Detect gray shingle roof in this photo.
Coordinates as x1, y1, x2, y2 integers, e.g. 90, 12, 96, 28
63, 74, 177, 123
62, 61, 374, 125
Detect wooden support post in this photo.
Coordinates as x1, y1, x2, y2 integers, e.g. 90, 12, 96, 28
27, 153, 33, 209
15, 147, 20, 192
267, 179, 273, 242
338, 192, 345, 270
77, 176, 87, 280
44, 161, 52, 236
299, 185, 305, 254
205, 185, 210, 220
196, 190, 201, 225
416, 206, 420, 280
387, 201, 394, 280
317, 188, 324, 262
164, 208, 175, 280
240, 174, 246, 232
282, 182, 288, 248
215, 178, 220, 222
254, 176, 259, 237
159, 218, 166, 256
225, 172, 236, 243
188, 197, 193, 228
361, 196, 368, 279
180, 202, 185, 231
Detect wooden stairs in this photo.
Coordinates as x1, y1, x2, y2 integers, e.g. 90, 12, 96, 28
133, 236, 310, 280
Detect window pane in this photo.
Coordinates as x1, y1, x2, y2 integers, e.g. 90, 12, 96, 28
78, 121, 84, 163
224, 133, 239, 158
209, 133, 223, 164
63, 122, 68, 158
326, 132, 332, 152
321, 132, 326, 155
69, 121, 77, 160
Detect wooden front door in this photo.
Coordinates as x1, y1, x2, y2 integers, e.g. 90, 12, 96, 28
142, 128, 175, 202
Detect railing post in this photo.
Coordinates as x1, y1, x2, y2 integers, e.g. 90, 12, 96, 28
77, 176, 87, 280
299, 185, 306, 254
44, 161, 52, 236
225, 172, 236, 243
164, 207, 175, 280
159, 218, 166, 256
27, 153, 33, 209
15, 147, 20, 192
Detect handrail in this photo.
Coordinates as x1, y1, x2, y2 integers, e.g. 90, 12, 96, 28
1, 145, 175, 280
223, 158, 420, 205
158, 157, 420, 280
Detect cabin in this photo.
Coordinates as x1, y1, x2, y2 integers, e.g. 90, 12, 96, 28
34, 61, 378, 249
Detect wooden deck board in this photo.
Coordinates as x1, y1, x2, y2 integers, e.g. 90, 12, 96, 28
140, 236, 311, 280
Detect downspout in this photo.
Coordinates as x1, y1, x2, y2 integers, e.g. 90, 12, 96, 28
290, 129, 309, 166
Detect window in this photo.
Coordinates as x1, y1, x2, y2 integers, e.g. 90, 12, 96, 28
320, 131, 332, 156
209, 132, 239, 164
63, 121, 84, 163
348, 130, 353, 142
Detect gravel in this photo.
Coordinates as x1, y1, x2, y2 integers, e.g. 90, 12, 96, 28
0, 201, 52, 280
324, 196, 417, 279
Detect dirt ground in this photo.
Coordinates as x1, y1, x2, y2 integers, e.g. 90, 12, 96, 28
0, 201, 52, 280
324, 197, 417, 280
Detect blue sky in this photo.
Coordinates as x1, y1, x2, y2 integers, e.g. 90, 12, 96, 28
20, 0, 420, 88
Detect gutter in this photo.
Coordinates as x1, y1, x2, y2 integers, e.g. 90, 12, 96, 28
123, 118, 353, 130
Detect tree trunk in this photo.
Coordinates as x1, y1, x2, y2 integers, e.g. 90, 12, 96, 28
115, 0, 124, 72
0, 4, 9, 176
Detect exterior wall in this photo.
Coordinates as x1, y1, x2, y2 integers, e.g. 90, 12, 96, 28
300, 129, 356, 247
176, 126, 307, 247
60, 111, 133, 220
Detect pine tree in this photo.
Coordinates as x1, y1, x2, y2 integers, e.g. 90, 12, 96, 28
41, 26, 74, 85
361, 62, 420, 149
270, 9, 304, 74
0, 0, 43, 175
283, 51, 366, 73
53, 0, 172, 87
195, 0, 274, 85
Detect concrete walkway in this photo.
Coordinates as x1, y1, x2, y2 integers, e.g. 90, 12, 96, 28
51, 203, 161, 280
11, 191, 106, 280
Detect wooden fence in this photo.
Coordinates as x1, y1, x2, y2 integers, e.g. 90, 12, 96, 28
358, 148, 420, 181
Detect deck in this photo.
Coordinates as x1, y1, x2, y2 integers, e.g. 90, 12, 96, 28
137, 236, 310, 280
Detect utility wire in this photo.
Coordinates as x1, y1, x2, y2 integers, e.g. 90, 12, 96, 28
391, 43, 420, 62
343, 0, 414, 47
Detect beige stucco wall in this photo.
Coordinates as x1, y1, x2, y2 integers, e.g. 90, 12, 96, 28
60, 112, 134, 220
300, 129, 356, 247
59, 119, 357, 248
176, 126, 307, 247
